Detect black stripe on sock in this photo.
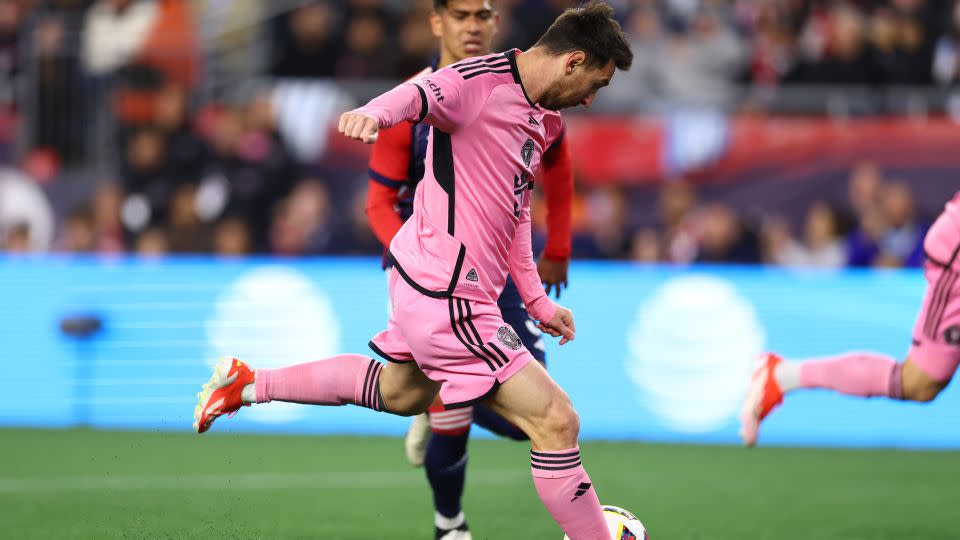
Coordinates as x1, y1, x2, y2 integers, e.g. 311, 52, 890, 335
361, 360, 376, 409
531, 456, 582, 465
365, 362, 375, 409
531, 461, 582, 471
369, 363, 383, 411
372, 364, 385, 412
530, 450, 580, 458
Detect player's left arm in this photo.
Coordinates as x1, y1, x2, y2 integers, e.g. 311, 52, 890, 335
537, 130, 573, 299
509, 200, 575, 345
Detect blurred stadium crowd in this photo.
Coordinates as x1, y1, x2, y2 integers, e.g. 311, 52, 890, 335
0, 0, 956, 269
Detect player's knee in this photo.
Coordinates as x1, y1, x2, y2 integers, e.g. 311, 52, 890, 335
378, 381, 435, 416
377, 363, 439, 416
380, 387, 434, 416
900, 366, 948, 403
902, 383, 945, 403
539, 392, 580, 447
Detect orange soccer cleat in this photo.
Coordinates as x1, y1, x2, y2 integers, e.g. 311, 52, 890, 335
739, 353, 784, 447
193, 357, 255, 434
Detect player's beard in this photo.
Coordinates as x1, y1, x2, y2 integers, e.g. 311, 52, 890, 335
539, 82, 588, 111
541, 93, 583, 111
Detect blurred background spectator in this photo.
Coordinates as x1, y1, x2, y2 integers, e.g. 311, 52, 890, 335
0, 0, 956, 268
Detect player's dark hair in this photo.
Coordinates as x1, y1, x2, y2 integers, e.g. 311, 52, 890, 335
434, 0, 495, 9
534, 0, 633, 71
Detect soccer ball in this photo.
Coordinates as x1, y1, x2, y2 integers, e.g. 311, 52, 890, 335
562, 505, 648, 540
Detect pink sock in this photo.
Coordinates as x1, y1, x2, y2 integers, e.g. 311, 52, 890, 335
254, 354, 386, 411
531, 447, 608, 540
800, 352, 903, 399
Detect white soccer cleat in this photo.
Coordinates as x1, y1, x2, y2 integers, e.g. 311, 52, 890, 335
436, 526, 472, 540
435, 514, 471, 540
404, 412, 431, 467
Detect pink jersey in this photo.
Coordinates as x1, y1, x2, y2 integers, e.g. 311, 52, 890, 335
924, 192, 960, 270
355, 50, 562, 322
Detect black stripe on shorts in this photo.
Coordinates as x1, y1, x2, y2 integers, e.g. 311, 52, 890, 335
448, 298, 497, 371
459, 299, 504, 368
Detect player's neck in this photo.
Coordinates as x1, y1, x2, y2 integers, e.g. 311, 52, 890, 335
438, 52, 456, 69
514, 48, 549, 106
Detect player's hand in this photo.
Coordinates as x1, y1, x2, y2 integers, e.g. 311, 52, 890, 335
338, 112, 379, 144
537, 305, 575, 345
537, 257, 569, 299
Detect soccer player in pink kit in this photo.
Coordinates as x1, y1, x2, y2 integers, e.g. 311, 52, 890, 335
192, 2, 633, 539
742, 192, 960, 446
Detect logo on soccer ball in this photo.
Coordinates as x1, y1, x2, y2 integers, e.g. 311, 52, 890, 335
521, 139, 535, 167
945, 325, 960, 345
497, 326, 522, 350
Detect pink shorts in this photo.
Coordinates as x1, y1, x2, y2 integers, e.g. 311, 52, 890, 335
368, 269, 533, 409
909, 260, 960, 382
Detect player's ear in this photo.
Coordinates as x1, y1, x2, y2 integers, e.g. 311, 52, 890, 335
565, 51, 586, 75
429, 10, 443, 39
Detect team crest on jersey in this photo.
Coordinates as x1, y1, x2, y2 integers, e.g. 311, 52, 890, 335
465, 268, 479, 282
497, 326, 522, 350
945, 325, 960, 345
521, 139, 535, 167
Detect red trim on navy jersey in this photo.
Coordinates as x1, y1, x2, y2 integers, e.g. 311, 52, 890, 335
368, 121, 412, 186
365, 180, 405, 248
540, 133, 573, 261
366, 119, 415, 250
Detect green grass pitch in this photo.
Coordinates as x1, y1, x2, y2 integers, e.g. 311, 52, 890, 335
1, 428, 958, 539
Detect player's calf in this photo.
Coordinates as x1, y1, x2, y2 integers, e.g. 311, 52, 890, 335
483, 361, 609, 540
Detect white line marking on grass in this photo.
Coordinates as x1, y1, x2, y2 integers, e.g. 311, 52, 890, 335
0, 469, 527, 493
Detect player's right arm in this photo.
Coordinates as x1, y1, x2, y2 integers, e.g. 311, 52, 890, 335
364, 123, 412, 247
339, 66, 483, 143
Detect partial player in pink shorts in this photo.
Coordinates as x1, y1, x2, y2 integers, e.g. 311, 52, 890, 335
908, 258, 960, 382
739, 192, 960, 447
369, 270, 533, 408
